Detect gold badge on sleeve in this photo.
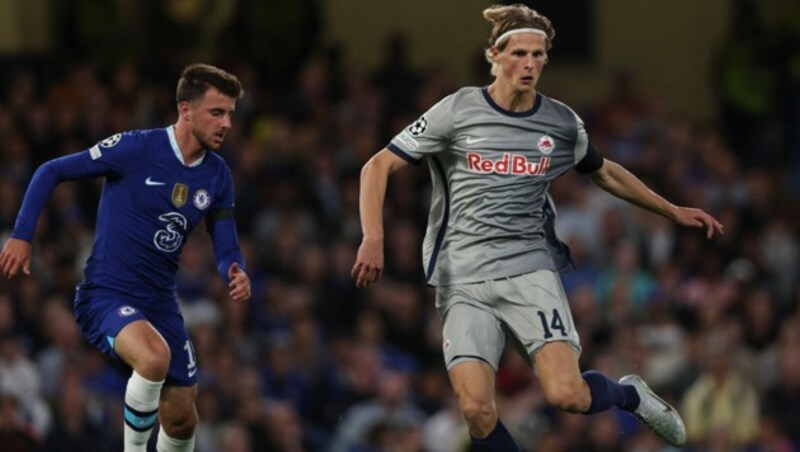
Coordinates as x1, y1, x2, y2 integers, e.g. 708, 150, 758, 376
172, 183, 189, 208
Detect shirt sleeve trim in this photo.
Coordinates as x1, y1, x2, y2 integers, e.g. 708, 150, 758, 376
387, 144, 422, 165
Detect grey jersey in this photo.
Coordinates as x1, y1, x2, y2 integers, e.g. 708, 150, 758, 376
388, 87, 588, 286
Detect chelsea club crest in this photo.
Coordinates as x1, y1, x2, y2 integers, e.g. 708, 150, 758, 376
193, 189, 211, 210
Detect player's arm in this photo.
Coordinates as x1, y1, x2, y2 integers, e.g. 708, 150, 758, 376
351, 149, 411, 288
352, 94, 453, 287
1, 148, 122, 278
206, 166, 249, 302
206, 210, 250, 302
585, 155, 724, 238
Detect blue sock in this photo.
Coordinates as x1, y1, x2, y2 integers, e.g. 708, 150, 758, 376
582, 370, 640, 414
470, 419, 520, 451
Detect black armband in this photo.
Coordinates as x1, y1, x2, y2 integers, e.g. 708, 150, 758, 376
575, 143, 604, 174
206, 208, 234, 225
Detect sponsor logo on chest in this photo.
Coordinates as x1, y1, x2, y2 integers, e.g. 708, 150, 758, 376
467, 152, 550, 176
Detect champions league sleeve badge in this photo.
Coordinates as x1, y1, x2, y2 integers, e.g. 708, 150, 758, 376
408, 116, 428, 136
100, 133, 122, 148
89, 133, 123, 160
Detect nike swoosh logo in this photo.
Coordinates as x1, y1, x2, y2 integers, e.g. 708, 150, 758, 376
465, 137, 487, 144
145, 177, 165, 186
188, 368, 197, 378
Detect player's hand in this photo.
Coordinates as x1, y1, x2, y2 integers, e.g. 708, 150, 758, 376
227, 263, 251, 302
0, 238, 32, 279
672, 206, 724, 239
351, 237, 384, 288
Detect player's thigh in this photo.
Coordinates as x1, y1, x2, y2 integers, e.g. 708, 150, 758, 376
495, 270, 581, 361
436, 284, 506, 372
73, 294, 156, 363
145, 307, 198, 386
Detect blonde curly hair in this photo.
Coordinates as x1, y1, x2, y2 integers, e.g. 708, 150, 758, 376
483, 4, 556, 75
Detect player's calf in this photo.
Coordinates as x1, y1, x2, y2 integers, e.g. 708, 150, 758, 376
541, 376, 592, 413
157, 384, 198, 451
124, 371, 165, 451
159, 410, 197, 440
582, 370, 640, 414
157, 427, 196, 452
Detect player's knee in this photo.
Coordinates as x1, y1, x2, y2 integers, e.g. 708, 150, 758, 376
138, 340, 171, 379
458, 397, 496, 434
543, 380, 589, 413
162, 410, 197, 439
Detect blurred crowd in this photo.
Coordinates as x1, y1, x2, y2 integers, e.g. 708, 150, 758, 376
0, 24, 799, 452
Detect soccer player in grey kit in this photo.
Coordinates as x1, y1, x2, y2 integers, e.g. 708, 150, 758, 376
352, 3, 723, 450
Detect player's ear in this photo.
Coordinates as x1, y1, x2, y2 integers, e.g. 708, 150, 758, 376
486, 46, 499, 63
178, 101, 191, 121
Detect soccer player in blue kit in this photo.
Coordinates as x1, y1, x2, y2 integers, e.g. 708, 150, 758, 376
0, 64, 250, 451
353, 4, 724, 451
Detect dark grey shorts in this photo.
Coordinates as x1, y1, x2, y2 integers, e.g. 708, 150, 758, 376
436, 270, 581, 371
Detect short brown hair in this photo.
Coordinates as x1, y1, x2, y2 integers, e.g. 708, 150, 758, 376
483, 4, 556, 52
175, 63, 243, 104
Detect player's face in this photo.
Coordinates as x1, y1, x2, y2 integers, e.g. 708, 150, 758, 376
495, 33, 548, 93
188, 88, 236, 151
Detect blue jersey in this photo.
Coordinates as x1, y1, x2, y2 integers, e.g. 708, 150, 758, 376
12, 127, 244, 303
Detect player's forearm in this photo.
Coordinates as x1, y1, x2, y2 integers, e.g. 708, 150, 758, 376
358, 157, 392, 241
215, 247, 245, 283
591, 160, 677, 220
12, 160, 64, 241
209, 219, 245, 282
12, 151, 113, 241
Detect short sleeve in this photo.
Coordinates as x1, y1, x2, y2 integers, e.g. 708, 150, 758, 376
387, 94, 455, 163
570, 111, 590, 166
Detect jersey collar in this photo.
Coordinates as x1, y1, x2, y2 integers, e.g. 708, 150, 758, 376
167, 126, 205, 167
481, 86, 542, 117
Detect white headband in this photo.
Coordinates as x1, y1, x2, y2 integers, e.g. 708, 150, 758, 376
494, 28, 548, 46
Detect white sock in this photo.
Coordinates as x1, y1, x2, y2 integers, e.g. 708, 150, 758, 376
157, 428, 196, 452
123, 371, 164, 451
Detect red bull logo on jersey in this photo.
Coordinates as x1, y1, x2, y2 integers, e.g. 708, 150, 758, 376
538, 135, 555, 155
467, 153, 550, 176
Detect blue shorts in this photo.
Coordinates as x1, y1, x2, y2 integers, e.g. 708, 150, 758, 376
74, 288, 198, 386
